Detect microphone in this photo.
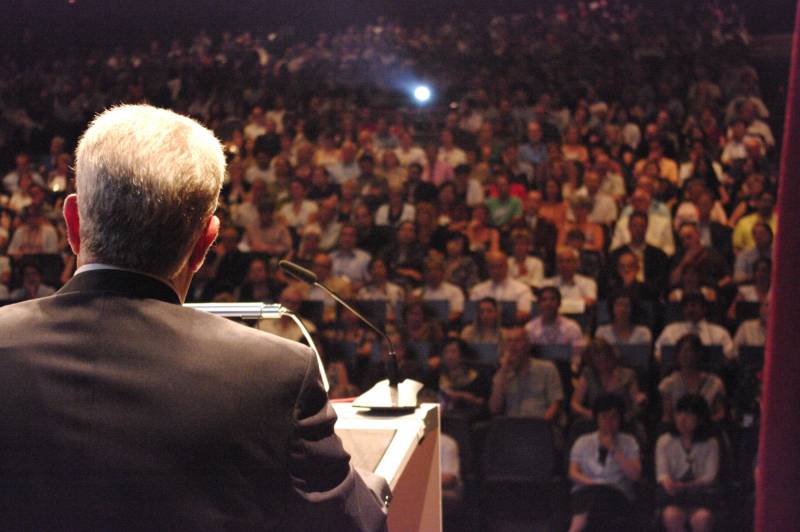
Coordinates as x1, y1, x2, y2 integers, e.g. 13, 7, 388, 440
278, 260, 422, 415
279, 259, 399, 386
279, 261, 318, 285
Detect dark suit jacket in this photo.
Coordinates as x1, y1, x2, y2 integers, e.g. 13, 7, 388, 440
0, 269, 386, 531
607, 244, 671, 298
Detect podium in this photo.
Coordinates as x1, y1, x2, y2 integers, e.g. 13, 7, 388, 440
334, 403, 442, 532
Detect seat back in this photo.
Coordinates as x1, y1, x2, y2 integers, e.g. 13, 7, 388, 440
466, 342, 500, 365
482, 417, 557, 484
535, 343, 573, 363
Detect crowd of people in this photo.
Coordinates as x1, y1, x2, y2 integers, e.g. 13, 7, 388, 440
0, 1, 775, 529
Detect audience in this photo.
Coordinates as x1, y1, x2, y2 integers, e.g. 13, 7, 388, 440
0, 2, 775, 527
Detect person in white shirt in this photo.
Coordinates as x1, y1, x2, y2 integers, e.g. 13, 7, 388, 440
437, 129, 466, 169
277, 180, 318, 230
393, 131, 426, 168
469, 251, 534, 324
7, 207, 59, 257
325, 141, 360, 185
541, 247, 597, 308
374, 185, 416, 227
655, 293, 734, 363
524, 286, 585, 371
413, 256, 465, 324
573, 169, 618, 226
611, 187, 675, 256
733, 299, 768, 360
507, 227, 545, 289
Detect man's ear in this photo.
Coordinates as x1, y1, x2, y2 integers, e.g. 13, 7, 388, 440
188, 214, 220, 273
63, 193, 81, 256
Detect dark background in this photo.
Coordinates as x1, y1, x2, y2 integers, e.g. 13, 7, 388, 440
3, 0, 797, 49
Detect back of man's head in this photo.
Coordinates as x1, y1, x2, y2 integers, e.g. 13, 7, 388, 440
75, 105, 225, 278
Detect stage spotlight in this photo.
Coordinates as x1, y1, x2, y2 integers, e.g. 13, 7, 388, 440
413, 85, 432, 104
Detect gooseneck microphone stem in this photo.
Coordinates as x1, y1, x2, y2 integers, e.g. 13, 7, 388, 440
279, 260, 400, 387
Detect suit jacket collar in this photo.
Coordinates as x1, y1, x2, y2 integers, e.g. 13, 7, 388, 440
59, 268, 181, 305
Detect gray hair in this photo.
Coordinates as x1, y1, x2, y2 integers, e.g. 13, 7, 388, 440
75, 105, 225, 277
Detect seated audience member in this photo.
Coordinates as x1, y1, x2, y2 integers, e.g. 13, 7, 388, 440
656, 293, 734, 363
574, 169, 619, 226
470, 251, 534, 324
306, 252, 353, 325
235, 256, 285, 302
539, 177, 569, 229
317, 338, 360, 400
360, 327, 425, 390
441, 433, 463, 522
330, 224, 371, 289
732, 190, 776, 254
256, 284, 316, 341
356, 257, 405, 323
484, 175, 523, 230
669, 222, 731, 290
466, 204, 501, 254
595, 292, 653, 345
733, 299, 768, 360
507, 227, 545, 289
353, 204, 394, 256
435, 338, 490, 418
413, 256, 464, 325
524, 286, 585, 370
672, 180, 728, 231
659, 334, 726, 424
7, 206, 59, 258
568, 394, 642, 532
402, 161, 438, 204
10, 262, 55, 301
414, 201, 450, 253
607, 211, 670, 297
656, 394, 720, 532
401, 300, 445, 348
521, 189, 559, 272
560, 195, 604, 253
611, 188, 675, 257
243, 201, 292, 257
309, 195, 343, 252
667, 265, 718, 306
379, 221, 426, 288
733, 222, 773, 282
452, 163, 484, 208
322, 308, 378, 370
443, 232, 480, 292
374, 184, 415, 228
727, 257, 770, 323
571, 339, 647, 426
232, 178, 268, 229
290, 225, 323, 268
460, 297, 504, 344
306, 165, 340, 201
541, 247, 597, 309
603, 250, 657, 303
277, 179, 318, 231
201, 225, 250, 299
488, 327, 563, 420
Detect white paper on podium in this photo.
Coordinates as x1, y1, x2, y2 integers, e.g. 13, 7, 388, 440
351, 379, 424, 410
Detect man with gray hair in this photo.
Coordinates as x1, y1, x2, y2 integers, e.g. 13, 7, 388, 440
0, 105, 387, 531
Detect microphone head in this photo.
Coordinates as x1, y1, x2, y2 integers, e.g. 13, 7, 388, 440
279, 260, 318, 285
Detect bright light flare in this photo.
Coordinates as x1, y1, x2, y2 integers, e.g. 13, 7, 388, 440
413, 85, 432, 103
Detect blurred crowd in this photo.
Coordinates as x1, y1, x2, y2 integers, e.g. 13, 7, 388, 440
0, 1, 775, 529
